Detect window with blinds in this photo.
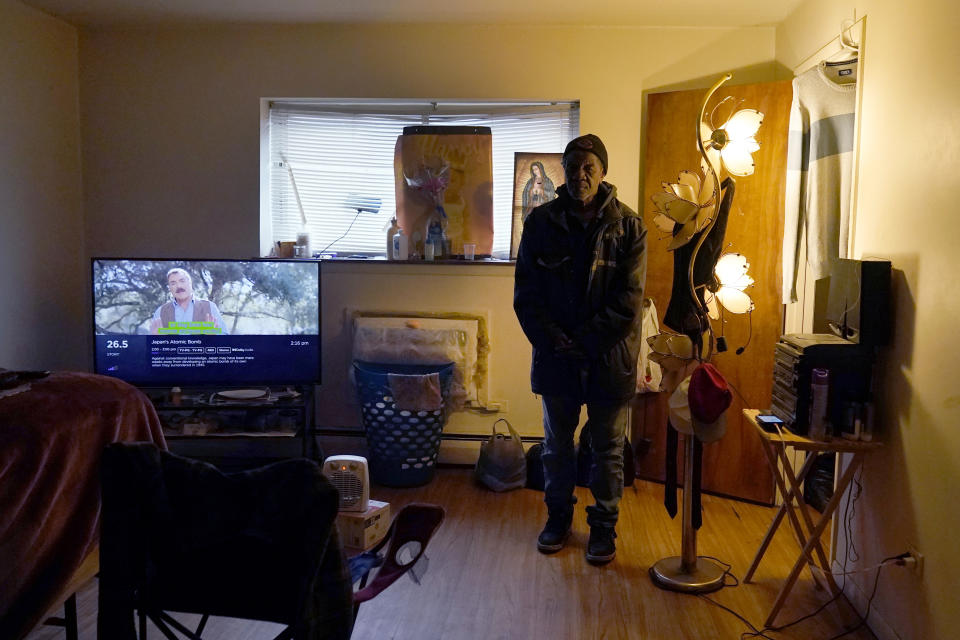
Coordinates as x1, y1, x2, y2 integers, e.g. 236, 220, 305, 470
266, 100, 579, 258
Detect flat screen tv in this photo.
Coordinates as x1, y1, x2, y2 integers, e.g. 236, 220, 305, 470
92, 258, 321, 386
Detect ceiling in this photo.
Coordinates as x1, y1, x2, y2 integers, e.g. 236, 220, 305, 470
19, 0, 804, 28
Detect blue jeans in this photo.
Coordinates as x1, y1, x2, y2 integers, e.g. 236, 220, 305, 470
541, 395, 627, 529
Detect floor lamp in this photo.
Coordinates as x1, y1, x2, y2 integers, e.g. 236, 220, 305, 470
647, 73, 762, 593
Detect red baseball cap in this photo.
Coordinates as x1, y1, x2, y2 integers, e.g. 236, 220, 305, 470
668, 374, 727, 443
689, 363, 732, 424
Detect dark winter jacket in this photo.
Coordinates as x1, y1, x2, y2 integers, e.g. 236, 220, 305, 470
513, 182, 647, 402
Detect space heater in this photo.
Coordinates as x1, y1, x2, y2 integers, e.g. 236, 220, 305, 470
322, 455, 370, 512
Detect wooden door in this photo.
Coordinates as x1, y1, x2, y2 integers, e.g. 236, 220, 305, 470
635, 79, 792, 504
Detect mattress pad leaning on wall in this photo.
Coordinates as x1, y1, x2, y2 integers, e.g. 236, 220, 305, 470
351, 313, 488, 411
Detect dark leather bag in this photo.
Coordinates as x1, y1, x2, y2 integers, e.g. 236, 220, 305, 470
525, 443, 545, 491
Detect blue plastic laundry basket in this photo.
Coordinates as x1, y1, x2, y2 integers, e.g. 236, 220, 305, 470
353, 361, 455, 487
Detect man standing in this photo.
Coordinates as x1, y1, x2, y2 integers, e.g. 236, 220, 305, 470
150, 268, 229, 335
514, 134, 646, 565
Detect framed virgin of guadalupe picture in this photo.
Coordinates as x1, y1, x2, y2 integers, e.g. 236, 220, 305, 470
510, 152, 564, 259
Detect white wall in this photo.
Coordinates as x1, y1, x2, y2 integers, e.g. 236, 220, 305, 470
0, 0, 84, 370
777, 1, 960, 638
75, 23, 778, 448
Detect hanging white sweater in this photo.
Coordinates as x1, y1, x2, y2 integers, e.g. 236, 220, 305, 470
782, 59, 858, 303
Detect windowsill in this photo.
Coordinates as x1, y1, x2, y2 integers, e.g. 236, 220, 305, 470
315, 256, 517, 278
319, 256, 515, 266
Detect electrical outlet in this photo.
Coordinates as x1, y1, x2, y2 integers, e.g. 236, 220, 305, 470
486, 400, 507, 413
907, 544, 924, 577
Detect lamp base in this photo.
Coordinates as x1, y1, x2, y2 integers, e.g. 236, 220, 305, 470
649, 556, 726, 594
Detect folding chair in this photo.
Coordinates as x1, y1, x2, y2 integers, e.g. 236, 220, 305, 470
98, 442, 353, 640
349, 503, 445, 623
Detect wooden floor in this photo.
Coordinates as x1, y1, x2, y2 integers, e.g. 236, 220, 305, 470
26, 468, 875, 640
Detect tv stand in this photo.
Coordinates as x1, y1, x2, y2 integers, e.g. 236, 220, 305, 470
141, 384, 319, 470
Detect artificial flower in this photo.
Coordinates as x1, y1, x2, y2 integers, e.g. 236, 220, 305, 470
403, 161, 451, 207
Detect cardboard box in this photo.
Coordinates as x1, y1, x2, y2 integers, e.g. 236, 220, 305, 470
336, 500, 390, 551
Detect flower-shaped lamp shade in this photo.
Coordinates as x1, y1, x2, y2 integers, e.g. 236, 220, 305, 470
651, 167, 717, 249
647, 331, 698, 377
700, 108, 763, 177
648, 332, 696, 360
706, 252, 755, 318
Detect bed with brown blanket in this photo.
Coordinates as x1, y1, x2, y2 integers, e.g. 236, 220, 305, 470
0, 371, 166, 640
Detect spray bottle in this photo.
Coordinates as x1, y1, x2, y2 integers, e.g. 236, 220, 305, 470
808, 368, 829, 440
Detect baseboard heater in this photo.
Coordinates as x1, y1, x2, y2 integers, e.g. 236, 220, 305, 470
315, 427, 543, 444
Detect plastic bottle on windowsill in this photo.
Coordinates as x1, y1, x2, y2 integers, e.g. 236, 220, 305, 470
295, 226, 311, 259
424, 209, 448, 259
386, 217, 400, 259
392, 228, 408, 261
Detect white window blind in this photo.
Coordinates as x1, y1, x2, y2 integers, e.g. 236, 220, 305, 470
267, 100, 579, 258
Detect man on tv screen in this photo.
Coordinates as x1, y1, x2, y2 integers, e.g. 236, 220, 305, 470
93, 258, 321, 386
150, 268, 229, 335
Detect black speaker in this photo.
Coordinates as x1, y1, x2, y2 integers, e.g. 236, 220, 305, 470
825, 259, 891, 347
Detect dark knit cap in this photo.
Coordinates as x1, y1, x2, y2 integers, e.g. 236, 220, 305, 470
563, 134, 608, 173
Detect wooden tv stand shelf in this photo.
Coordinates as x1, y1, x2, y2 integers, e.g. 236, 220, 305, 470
142, 385, 318, 467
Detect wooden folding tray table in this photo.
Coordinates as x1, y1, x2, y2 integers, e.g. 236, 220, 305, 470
742, 409, 882, 627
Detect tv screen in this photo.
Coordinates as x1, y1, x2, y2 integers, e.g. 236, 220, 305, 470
92, 258, 321, 386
